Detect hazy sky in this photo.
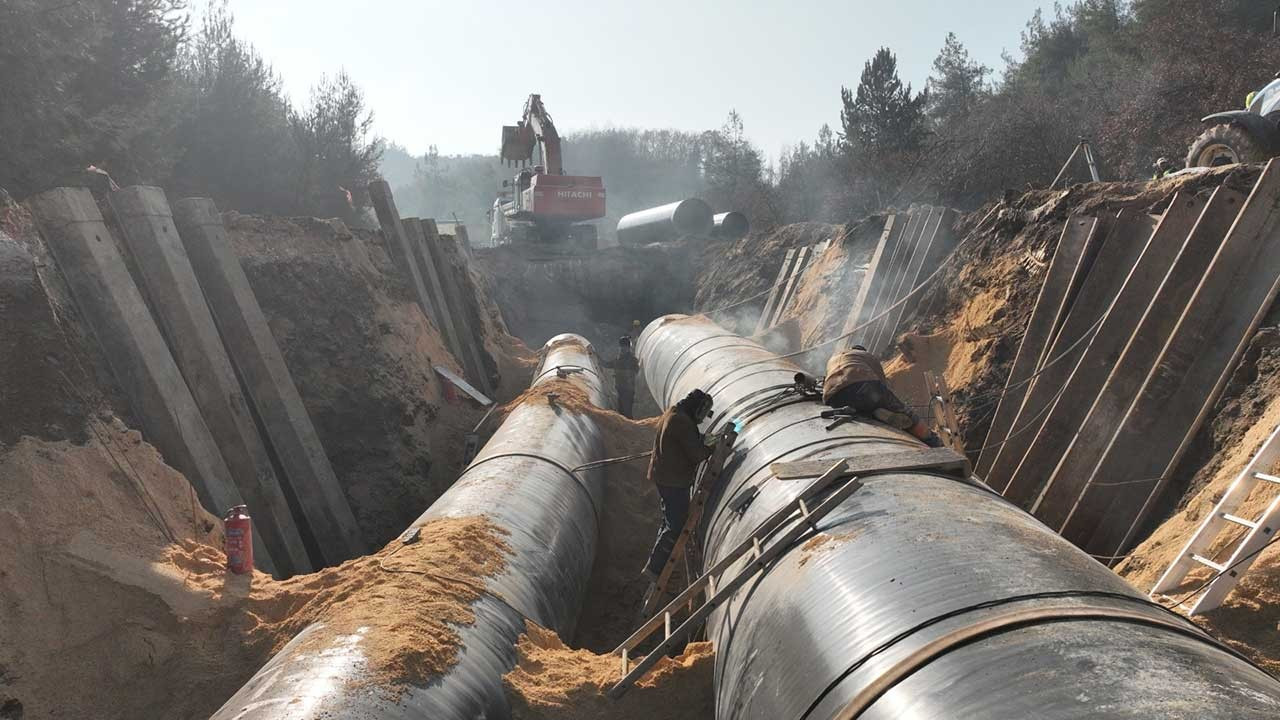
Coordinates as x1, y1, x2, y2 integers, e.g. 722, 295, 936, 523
224, 0, 1047, 160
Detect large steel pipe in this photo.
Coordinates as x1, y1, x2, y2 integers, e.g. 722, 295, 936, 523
211, 334, 609, 719
616, 198, 713, 245
711, 211, 750, 240
636, 314, 1280, 720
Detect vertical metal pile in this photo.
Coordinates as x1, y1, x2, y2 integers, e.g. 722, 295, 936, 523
212, 334, 608, 719
636, 314, 1280, 720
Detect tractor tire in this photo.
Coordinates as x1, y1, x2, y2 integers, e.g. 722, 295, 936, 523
1185, 123, 1271, 168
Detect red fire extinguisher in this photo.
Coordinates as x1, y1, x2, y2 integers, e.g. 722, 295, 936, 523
223, 505, 254, 575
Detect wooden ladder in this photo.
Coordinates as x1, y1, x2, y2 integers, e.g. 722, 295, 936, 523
1150, 424, 1280, 615
612, 460, 858, 699
640, 426, 738, 618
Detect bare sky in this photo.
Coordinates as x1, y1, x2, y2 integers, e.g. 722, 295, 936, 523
224, 0, 1047, 160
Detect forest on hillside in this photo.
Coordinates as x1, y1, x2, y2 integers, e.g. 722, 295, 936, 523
2, 1, 1278, 234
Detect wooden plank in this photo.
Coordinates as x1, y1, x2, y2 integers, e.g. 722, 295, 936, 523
771, 447, 969, 480
1063, 163, 1280, 558
1033, 185, 1246, 534
878, 207, 950, 353
26, 188, 250, 543
868, 206, 937, 355
862, 208, 926, 353
1016, 193, 1205, 518
992, 209, 1158, 503
754, 248, 799, 335
769, 245, 812, 328
112, 186, 311, 575
974, 216, 1100, 479
433, 365, 492, 405
173, 197, 367, 565
839, 215, 902, 349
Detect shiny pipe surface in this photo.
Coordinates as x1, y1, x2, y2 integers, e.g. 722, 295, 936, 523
711, 211, 750, 240
211, 333, 608, 720
636, 314, 1280, 720
616, 198, 713, 245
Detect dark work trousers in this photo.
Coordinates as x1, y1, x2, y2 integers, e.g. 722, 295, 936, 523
645, 484, 691, 575
617, 380, 635, 418
828, 380, 921, 427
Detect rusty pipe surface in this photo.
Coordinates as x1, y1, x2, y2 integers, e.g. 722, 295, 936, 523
616, 198, 713, 245
711, 211, 750, 240
636, 314, 1280, 720
210, 334, 608, 720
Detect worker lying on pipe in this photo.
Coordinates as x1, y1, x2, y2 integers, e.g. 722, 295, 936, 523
640, 389, 718, 592
823, 345, 943, 448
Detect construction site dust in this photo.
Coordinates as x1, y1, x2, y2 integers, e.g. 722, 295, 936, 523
8, 6, 1280, 719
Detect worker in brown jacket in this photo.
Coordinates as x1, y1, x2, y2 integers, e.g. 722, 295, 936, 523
824, 345, 943, 447
642, 388, 716, 583
604, 336, 639, 418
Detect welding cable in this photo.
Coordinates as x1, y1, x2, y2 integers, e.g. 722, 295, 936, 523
1167, 534, 1280, 610
569, 451, 653, 474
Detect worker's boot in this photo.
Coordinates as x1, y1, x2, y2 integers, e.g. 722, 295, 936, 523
907, 420, 945, 448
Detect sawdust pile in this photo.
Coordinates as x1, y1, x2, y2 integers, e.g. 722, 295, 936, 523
186, 514, 512, 700
225, 213, 499, 547
504, 621, 714, 720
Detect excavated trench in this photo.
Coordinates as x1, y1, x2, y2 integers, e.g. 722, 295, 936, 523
6, 170, 1280, 718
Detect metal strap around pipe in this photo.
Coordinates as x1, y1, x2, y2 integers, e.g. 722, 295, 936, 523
830, 604, 1236, 720
463, 451, 602, 523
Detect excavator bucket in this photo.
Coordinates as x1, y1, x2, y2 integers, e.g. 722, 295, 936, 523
500, 124, 535, 165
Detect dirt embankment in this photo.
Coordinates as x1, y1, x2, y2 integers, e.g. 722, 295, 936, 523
226, 213, 526, 547
694, 221, 843, 336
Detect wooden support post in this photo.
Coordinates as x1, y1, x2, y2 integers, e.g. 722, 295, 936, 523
112, 186, 311, 575
1012, 193, 1205, 519
420, 219, 493, 395
839, 214, 901, 350
25, 188, 249, 541
861, 208, 926, 353
867, 206, 935, 355
894, 208, 959, 338
975, 216, 1100, 479
754, 248, 799, 335
400, 217, 466, 368
1033, 185, 1245, 533
173, 197, 366, 565
769, 245, 812, 328
1060, 162, 1280, 557
992, 209, 1158, 503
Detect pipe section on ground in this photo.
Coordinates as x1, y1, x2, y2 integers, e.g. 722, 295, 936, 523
211, 334, 609, 720
636, 314, 1280, 720
616, 198, 713, 245
711, 211, 750, 240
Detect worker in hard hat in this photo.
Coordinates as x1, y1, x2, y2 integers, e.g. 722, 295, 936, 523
824, 345, 943, 447
641, 389, 716, 589
605, 335, 639, 418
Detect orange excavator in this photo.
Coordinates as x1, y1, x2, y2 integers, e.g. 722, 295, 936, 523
492, 94, 605, 251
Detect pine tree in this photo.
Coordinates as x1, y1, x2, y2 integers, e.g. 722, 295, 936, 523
926, 33, 991, 126
839, 47, 929, 154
